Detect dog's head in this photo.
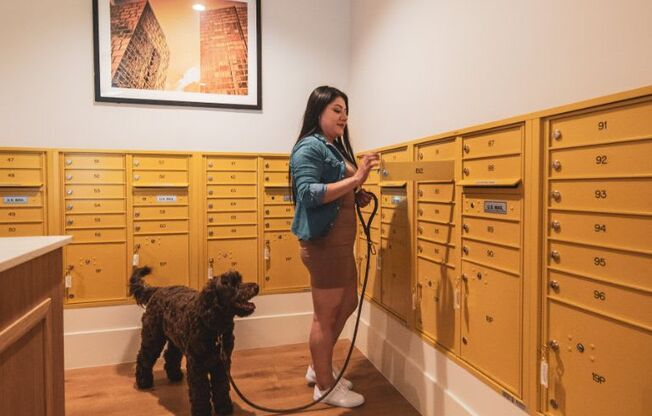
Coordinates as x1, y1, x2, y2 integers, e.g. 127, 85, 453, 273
202, 271, 259, 318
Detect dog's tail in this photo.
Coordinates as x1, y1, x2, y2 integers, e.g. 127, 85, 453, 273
129, 266, 157, 307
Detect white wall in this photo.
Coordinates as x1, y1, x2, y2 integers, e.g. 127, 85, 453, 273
349, 0, 652, 150
0, 0, 350, 153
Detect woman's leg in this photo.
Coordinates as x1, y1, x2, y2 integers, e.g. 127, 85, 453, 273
332, 276, 358, 343
310, 286, 346, 389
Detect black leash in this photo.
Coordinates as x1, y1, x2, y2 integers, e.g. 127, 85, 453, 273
227, 192, 379, 414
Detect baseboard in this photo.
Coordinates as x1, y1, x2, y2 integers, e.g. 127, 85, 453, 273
64, 292, 315, 369
347, 300, 529, 416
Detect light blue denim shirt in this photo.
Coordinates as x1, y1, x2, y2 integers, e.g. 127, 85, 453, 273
290, 133, 346, 240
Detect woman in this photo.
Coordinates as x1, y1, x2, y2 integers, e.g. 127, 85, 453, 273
289, 86, 379, 408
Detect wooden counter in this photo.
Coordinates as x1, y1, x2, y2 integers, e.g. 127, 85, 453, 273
0, 236, 71, 416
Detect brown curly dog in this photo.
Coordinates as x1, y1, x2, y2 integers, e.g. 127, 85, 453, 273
130, 266, 259, 416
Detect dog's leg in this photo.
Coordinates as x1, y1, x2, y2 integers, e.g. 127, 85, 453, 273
187, 357, 213, 416
163, 342, 184, 382
210, 331, 234, 416
135, 324, 166, 389
209, 358, 233, 416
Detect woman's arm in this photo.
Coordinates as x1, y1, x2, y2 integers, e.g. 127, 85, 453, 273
322, 153, 380, 204
291, 144, 327, 208
292, 144, 378, 207
321, 175, 361, 204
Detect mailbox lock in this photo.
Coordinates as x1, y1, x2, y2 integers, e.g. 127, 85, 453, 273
463, 168, 470, 176
551, 190, 561, 201
549, 399, 559, 409
65, 159, 72, 166
461, 273, 468, 282
551, 160, 562, 171
462, 224, 469, 233
476, 272, 482, 280
208, 162, 214, 168
551, 221, 561, 231
462, 336, 468, 345
548, 340, 560, 351
549, 280, 560, 290
551, 129, 562, 140
418, 152, 424, 160
66, 174, 73, 180
134, 175, 140, 180
462, 246, 469, 255
576, 343, 585, 353
463, 144, 470, 153
133, 160, 140, 166
66, 204, 73, 211
208, 176, 213, 182
550, 250, 560, 261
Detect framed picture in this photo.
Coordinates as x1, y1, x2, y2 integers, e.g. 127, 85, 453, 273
93, 0, 261, 109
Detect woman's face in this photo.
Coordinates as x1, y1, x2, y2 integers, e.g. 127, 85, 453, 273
319, 97, 348, 141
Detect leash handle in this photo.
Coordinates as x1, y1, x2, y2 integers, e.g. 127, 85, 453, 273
228, 191, 379, 414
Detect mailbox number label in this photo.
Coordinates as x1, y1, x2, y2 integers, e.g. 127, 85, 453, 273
594, 190, 607, 199
3, 196, 28, 204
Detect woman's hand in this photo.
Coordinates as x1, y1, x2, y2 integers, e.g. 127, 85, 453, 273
355, 189, 374, 208
353, 153, 380, 187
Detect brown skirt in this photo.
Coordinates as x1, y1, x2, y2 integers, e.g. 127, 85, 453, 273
299, 191, 357, 289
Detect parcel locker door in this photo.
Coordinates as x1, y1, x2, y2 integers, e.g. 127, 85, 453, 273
461, 262, 522, 395
263, 231, 309, 292
134, 235, 190, 287
65, 243, 127, 303
380, 237, 411, 321
546, 301, 652, 416
416, 257, 457, 351
208, 238, 258, 284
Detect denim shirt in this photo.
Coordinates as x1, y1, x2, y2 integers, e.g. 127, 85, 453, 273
290, 133, 346, 240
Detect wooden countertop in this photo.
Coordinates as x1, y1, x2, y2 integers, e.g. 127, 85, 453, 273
0, 236, 72, 273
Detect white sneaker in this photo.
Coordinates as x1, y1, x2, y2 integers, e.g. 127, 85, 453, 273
313, 382, 365, 408
305, 365, 353, 389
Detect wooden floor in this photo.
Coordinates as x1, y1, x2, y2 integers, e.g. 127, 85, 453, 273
65, 340, 420, 416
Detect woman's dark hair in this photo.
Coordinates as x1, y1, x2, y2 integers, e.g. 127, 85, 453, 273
289, 86, 358, 204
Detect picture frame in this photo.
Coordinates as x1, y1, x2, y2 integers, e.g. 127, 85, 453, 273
92, 0, 261, 110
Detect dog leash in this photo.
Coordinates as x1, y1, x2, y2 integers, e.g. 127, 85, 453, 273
227, 192, 379, 413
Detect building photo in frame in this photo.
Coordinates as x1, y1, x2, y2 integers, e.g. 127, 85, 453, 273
93, 0, 261, 109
